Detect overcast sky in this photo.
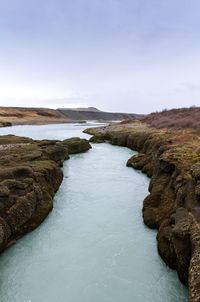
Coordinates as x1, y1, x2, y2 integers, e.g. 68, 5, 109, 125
0, 0, 200, 113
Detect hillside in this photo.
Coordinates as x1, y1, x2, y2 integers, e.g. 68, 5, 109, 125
0, 107, 69, 126
142, 107, 200, 131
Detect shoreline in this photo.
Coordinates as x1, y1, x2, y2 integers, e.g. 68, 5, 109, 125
84, 121, 200, 302
0, 120, 111, 129
0, 120, 88, 128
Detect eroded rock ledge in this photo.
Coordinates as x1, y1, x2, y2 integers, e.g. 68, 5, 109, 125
84, 121, 200, 302
0, 135, 91, 252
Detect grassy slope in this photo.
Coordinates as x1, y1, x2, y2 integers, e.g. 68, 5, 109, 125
0, 107, 70, 125
142, 107, 200, 131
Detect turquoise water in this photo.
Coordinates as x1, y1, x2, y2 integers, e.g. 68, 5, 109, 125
0, 124, 188, 302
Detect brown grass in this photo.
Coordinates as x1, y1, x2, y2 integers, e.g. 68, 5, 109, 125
0, 107, 69, 125
142, 107, 200, 131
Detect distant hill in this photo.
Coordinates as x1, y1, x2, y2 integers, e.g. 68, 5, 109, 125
0, 107, 69, 126
62, 107, 100, 112
0, 106, 141, 126
58, 107, 141, 121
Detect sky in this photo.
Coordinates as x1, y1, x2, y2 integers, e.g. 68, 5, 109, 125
0, 0, 200, 113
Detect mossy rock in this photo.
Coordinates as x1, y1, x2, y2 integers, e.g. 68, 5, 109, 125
62, 137, 91, 154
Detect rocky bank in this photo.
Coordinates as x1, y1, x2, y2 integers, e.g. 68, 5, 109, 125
84, 121, 200, 302
0, 135, 91, 252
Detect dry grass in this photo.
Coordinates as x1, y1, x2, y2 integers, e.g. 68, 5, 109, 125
0, 107, 69, 125
141, 107, 200, 131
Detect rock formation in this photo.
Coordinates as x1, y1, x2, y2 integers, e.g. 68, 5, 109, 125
84, 121, 200, 302
0, 135, 91, 252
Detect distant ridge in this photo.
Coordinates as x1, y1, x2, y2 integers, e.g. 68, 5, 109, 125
62, 107, 100, 112
58, 107, 142, 121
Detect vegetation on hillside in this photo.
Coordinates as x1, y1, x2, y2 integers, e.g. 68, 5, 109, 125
141, 106, 200, 130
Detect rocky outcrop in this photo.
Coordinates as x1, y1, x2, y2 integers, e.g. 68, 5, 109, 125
0, 135, 91, 252
84, 122, 200, 301
62, 137, 92, 154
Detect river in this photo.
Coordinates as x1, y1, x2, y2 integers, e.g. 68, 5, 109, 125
0, 123, 188, 302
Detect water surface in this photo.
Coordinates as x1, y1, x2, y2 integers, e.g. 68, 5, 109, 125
0, 124, 188, 302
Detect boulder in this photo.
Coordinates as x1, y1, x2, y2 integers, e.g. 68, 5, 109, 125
62, 137, 91, 154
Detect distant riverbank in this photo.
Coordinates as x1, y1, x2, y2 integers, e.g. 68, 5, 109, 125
0, 106, 141, 127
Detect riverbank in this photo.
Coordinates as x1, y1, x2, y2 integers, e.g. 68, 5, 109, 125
84, 121, 200, 302
0, 107, 70, 126
0, 135, 91, 252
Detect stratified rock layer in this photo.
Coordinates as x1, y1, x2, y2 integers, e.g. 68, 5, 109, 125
0, 135, 91, 252
84, 121, 200, 302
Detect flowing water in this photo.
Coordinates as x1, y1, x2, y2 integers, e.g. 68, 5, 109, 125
0, 124, 188, 302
